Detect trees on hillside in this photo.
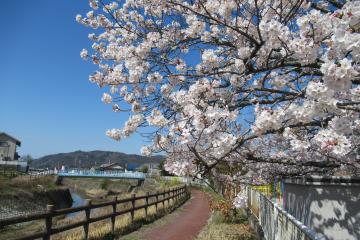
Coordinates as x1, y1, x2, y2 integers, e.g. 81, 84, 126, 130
78, 0, 360, 187
139, 164, 149, 173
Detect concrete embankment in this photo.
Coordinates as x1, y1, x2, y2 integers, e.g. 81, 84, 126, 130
0, 188, 73, 220
46, 188, 73, 209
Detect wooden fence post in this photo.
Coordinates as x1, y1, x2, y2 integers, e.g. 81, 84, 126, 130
145, 192, 149, 218
111, 196, 117, 236
165, 189, 168, 207
172, 188, 174, 204
170, 188, 173, 204
162, 190, 165, 208
167, 189, 170, 206
174, 188, 176, 202
83, 199, 91, 240
155, 191, 159, 213
44, 204, 54, 240
170, 188, 173, 205
131, 193, 136, 223
171, 188, 174, 205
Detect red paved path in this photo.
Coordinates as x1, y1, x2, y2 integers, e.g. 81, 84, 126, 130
144, 189, 210, 240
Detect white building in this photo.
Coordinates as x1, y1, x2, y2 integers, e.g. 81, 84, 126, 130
0, 132, 21, 161
0, 132, 28, 172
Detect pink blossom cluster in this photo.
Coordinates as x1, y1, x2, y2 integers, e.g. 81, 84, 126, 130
78, 0, 360, 205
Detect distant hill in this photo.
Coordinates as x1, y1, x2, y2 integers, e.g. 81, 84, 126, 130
31, 150, 164, 169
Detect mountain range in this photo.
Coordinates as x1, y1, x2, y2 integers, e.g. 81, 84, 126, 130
31, 150, 164, 169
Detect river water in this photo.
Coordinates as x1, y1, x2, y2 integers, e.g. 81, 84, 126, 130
67, 190, 86, 218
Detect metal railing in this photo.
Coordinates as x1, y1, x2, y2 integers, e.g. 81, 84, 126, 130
0, 185, 189, 240
58, 169, 146, 179
28, 170, 55, 176
247, 188, 325, 240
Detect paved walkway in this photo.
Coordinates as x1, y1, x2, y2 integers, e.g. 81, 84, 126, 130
143, 189, 211, 240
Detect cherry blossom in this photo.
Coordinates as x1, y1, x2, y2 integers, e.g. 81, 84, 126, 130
233, 191, 248, 209
101, 93, 112, 104
78, 0, 360, 202
106, 128, 121, 141
80, 48, 88, 60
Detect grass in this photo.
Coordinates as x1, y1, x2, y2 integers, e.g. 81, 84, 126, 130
195, 188, 256, 240
157, 176, 182, 189
62, 177, 172, 202
0, 174, 57, 195
196, 220, 256, 240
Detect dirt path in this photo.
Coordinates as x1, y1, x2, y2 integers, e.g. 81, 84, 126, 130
143, 189, 211, 240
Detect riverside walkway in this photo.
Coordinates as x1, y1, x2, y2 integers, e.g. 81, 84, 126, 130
123, 189, 211, 240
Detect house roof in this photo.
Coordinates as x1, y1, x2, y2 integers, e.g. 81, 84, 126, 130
127, 163, 141, 170
111, 166, 124, 170
0, 132, 21, 146
99, 162, 123, 169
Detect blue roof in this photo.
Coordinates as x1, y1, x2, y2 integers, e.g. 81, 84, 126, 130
127, 163, 141, 170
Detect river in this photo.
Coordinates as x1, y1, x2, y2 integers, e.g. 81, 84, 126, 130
67, 190, 86, 218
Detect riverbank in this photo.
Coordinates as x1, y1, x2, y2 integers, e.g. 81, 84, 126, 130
0, 174, 72, 240
0, 174, 72, 220
0, 174, 184, 240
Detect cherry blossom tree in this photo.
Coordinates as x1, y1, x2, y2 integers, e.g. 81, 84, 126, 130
78, 0, 360, 193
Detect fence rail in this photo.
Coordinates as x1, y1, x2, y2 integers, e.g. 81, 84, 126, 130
247, 187, 324, 240
58, 169, 146, 180
0, 185, 188, 240
28, 170, 55, 176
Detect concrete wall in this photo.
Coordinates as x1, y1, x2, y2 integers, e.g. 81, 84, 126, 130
0, 135, 17, 161
283, 177, 360, 240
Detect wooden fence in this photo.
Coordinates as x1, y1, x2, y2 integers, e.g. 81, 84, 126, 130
0, 185, 189, 240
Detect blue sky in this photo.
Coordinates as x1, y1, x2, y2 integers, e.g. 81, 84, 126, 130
0, 0, 146, 158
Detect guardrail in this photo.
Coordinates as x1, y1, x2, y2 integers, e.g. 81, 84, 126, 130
28, 170, 55, 176
58, 170, 146, 180
247, 187, 325, 240
0, 185, 189, 240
